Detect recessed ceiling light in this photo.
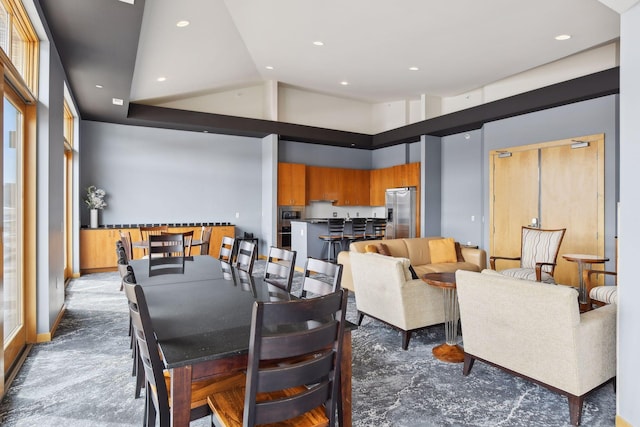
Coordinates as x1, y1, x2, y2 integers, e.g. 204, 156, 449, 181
340, 81, 349, 86
265, 65, 274, 70
157, 76, 167, 82
313, 41, 324, 46
118, 0, 134, 4
95, 84, 103, 89
176, 20, 190, 27
409, 66, 419, 71
112, 98, 124, 106
555, 34, 571, 41
203, 130, 209, 133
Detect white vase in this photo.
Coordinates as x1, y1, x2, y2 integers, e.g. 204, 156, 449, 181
90, 209, 99, 228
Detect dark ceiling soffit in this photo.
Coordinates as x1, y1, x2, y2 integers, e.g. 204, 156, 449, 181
124, 67, 618, 149
372, 67, 620, 148
126, 103, 372, 148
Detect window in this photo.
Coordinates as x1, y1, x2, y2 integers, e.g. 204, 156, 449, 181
0, 0, 38, 96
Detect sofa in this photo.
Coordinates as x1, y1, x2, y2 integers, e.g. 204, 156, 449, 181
349, 252, 445, 349
456, 269, 616, 426
337, 237, 486, 291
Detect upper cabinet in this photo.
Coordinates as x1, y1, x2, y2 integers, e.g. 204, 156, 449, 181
278, 163, 306, 206
370, 162, 420, 206
337, 168, 370, 206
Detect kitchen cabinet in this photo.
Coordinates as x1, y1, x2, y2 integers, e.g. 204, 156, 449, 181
336, 168, 370, 206
369, 163, 420, 206
277, 163, 306, 206
306, 166, 339, 202
80, 225, 235, 274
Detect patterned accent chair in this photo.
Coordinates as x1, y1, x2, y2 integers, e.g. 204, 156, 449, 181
490, 226, 566, 284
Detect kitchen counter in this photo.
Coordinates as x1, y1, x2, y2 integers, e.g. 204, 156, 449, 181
80, 221, 233, 229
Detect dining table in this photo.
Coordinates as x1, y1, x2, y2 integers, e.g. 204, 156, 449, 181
129, 255, 354, 427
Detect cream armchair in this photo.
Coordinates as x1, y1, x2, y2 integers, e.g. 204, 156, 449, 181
349, 252, 445, 350
456, 270, 616, 426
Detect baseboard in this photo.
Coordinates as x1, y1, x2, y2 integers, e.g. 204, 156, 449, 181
616, 415, 633, 427
36, 305, 66, 343
2, 344, 33, 399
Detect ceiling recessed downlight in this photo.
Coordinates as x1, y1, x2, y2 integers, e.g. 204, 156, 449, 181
409, 66, 419, 71
95, 84, 103, 89
112, 98, 124, 106
157, 76, 167, 82
176, 20, 190, 27
555, 34, 571, 41
313, 41, 324, 46
265, 65, 274, 70
340, 81, 349, 86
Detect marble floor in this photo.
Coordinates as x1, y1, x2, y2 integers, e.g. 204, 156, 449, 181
0, 263, 616, 426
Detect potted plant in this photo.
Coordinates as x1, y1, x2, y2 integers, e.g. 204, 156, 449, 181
84, 185, 107, 228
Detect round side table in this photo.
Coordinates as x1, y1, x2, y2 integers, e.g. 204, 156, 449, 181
421, 272, 464, 363
562, 254, 609, 305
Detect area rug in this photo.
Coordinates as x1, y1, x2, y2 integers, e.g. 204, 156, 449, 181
0, 262, 616, 426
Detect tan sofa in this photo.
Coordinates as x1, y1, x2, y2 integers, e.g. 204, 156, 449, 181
337, 237, 486, 291
349, 252, 445, 349
456, 270, 616, 426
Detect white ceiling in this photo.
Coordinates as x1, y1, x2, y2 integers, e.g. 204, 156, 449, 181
130, 0, 620, 105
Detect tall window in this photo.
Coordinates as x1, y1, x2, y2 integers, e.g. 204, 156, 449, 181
64, 101, 74, 279
0, 0, 38, 94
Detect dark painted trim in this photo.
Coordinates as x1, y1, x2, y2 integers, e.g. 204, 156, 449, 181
122, 68, 619, 149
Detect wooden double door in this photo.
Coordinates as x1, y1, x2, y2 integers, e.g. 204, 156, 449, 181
490, 134, 605, 286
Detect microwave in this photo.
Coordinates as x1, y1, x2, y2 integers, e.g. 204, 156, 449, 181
280, 209, 302, 220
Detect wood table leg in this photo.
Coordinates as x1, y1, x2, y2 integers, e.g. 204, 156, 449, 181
340, 330, 353, 427
170, 365, 192, 427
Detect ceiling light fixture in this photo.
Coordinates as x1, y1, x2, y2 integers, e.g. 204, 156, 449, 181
157, 76, 167, 82
555, 34, 571, 41
112, 98, 124, 106
409, 66, 419, 71
313, 41, 324, 46
118, 0, 134, 4
265, 66, 274, 70
176, 20, 190, 27
340, 81, 349, 86
95, 84, 103, 89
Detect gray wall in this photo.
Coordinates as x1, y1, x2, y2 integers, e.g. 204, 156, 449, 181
441, 129, 483, 245
80, 121, 265, 239
36, 37, 66, 335
618, 3, 640, 425
279, 140, 371, 169
481, 94, 619, 272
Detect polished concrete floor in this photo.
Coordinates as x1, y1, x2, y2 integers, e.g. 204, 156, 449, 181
0, 263, 616, 426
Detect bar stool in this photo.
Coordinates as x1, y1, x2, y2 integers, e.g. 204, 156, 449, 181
366, 218, 387, 240
343, 217, 367, 250
318, 218, 345, 262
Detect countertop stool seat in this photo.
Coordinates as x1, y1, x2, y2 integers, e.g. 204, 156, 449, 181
343, 217, 367, 250
319, 218, 345, 262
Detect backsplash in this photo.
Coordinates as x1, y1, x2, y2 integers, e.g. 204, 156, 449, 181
305, 201, 385, 219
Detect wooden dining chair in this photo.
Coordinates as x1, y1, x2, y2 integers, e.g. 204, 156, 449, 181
200, 226, 212, 256
300, 257, 343, 298
263, 246, 297, 292
218, 236, 237, 264
207, 289, 348, 427
139, 225, 169, 256
122, 270, 245, 427
235, 240, 256, 274
119, 230, 134, 261
148, 234, 185, 276
162, 230, 193, 256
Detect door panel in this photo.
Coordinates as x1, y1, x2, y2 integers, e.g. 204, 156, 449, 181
490, 149, 539, 269
541, 140, 604, 286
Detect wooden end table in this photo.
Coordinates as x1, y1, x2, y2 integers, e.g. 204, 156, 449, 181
421, 272, 464, 363
562, 254, 609, 305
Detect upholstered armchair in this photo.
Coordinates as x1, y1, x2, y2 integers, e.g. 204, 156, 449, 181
349, 252, 445, 350
584, 269, 618, 308
490, 226, 566, 283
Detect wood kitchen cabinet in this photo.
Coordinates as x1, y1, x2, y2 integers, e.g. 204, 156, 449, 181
306, 166, 339, 202
369, 162, 420, 206
336, 168, 370, 206
277, 163, 306, 206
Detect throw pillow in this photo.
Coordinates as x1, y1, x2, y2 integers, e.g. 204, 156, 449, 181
377, 243, 391, 256
429, 238, 457, 264
364, 244, 379, 253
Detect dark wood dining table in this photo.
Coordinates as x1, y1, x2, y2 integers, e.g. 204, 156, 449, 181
129, 256, 354, 427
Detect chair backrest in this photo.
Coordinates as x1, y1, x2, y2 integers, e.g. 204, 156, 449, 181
119, 230, 133, 261
122, 270, 170, 422
235, 240, 256, 274
326, 218, 345, 237
301, 257, 343, 298
116, 241, 129, 278
218, 236, 237, 264
235, 269, 257, 296
162, 230, 193, 256
243, 289, 348, 426
520, 226, 566, 273
148, 234, 185, 276
263, 246, 297, 292
139, 226, 169, 256
200, 226, 212, 256
350, 217, 367, 236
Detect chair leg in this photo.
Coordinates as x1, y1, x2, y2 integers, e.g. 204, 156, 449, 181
357, 311, 365, 325
462, 354, 475, 376
568, 394, 584, 426
402, 330, 411, 350
135, 353, 145, 399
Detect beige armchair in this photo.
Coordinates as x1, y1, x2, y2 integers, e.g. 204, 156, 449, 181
456, 270, 616, 426
349, 252, 445, 350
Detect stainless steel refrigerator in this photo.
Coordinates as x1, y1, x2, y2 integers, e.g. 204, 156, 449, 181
385, 187, 417, 239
